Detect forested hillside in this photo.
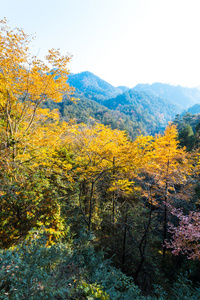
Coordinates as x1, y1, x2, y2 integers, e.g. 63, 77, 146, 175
45, 91, 179, 139
45, 95, 146, 139
102, 89, 180, 133
1, 20, 200, 299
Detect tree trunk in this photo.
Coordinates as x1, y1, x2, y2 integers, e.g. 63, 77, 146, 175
122, 204, 128, 272
88, 181, 94, 231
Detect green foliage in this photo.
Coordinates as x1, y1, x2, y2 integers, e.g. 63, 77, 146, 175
0, 231, 147, 299
152, 273, 200, 300
174, 112, 200, 132
152, 284, 168, 300
178, 124, 195, 150
0, 233, 72, 299
170, 273, 200, 299
45, 96, 145, 140
0, 169, 65, 248
173, 112, 200, 150
78, 282, 110, 299
101, 89, 179, 134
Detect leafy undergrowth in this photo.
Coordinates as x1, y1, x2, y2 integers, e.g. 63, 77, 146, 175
0, 231, 146, 300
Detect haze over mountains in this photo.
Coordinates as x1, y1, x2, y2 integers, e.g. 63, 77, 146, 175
68, 71, 200, 108
133, 83, 200, 109
49, 71, 200, 139
187, 104, 200, 115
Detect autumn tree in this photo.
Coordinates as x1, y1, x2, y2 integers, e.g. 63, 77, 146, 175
0, 18, 74, 162
142, 124, 192, 259
62, 123, 132, 231
166, 205, 200, 260
116, 124, 193, 286
0, 19, 75, 246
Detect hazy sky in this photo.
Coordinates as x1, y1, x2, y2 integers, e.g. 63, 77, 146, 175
1, 0, 200, 88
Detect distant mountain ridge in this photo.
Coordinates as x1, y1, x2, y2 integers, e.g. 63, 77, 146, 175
68, 72, 200, 110
117, 86, 130, 93
133, 82, 200, 109
186, 104, 200, 115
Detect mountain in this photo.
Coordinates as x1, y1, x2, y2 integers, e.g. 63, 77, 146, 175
67, 71, 125, 101
186, 104, 200, 115
45, 71, 192, 137
117, 86, 130, 93
64, 72, 183, 136
133, 83, 200, 109
102, 89, 181, 134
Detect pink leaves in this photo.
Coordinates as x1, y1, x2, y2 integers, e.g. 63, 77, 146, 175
166, 205, 200, 260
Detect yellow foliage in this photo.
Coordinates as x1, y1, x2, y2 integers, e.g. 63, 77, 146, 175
108, 179, 133, 195
0, 20, 74, 247
0, 19, 74, 169
144, 124, 192, 185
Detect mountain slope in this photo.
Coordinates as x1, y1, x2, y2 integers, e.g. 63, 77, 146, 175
186, 104, 200, 115
102, 89, 181, 134
133, 83, 200, 109
45, 94, 147, 139
67, 71, 124, 101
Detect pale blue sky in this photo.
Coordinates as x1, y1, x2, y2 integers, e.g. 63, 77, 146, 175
1, 0, 200, 88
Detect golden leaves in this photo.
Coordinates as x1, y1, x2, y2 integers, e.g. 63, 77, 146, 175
0, 19, 76, 171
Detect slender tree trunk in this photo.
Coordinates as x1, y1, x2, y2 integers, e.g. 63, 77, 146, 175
134, 188, 153, 283
13, 143, 16, 162
134, 253, 145, 284
163, 181, 168, 259
112, 157, 115, 232
80, 180, 88, 215
163, 200, 167, 259
163, 155, 170, 259
79, 182, 89, 227
122, 204, 128, 272
88, 181, 94, 231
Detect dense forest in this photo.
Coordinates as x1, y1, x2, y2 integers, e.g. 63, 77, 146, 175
0, 20, 200, 299
45, 80, 181, 140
